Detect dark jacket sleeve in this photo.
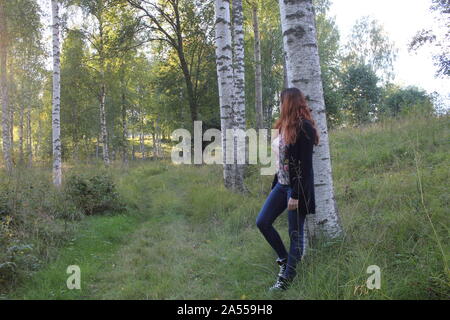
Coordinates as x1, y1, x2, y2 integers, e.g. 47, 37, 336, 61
288, 119, 316, 214
271, 173, 278, 190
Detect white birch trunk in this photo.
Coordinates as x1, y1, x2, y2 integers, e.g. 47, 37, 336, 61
232, 0, 246, 192
99, 81, 109, 165
98, 14, 110, 166
121, 80, 128, 165
0, 0, 12, 172
51, 0, 62, 186
215, 0, 235, 189
252, 5, 264, 130
278, 0, 342, 238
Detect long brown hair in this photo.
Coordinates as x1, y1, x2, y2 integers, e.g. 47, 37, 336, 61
274, 88, 320, 145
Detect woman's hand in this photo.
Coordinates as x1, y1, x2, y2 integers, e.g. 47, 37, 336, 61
288, 198, 298, 211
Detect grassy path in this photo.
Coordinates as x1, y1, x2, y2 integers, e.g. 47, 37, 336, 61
12, 164, 284, 299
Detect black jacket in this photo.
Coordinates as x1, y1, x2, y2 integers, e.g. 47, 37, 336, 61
271, 119, 316, 215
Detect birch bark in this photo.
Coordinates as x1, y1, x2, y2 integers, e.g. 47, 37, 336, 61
215, 0, 235, 189
51, 0, 62, 186
232, 0, 246, 192
252, 5, 264, 130
278, 0, 341, 237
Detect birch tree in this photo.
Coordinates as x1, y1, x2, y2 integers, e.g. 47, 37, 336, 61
0, 0, 12, 172
51, 0, 62, 186
251, 4, 264, 130
214, 0, 235, 189
278, 0, 341, 237
232, 0, 246, 192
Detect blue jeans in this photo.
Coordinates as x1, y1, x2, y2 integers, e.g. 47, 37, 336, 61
256, 182, 306, 279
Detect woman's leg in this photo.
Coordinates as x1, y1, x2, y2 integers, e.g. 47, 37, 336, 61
256, 183, 289, 260
284, 207, 306, 279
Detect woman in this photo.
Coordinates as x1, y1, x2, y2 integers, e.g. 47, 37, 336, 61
256, 87, 319, 291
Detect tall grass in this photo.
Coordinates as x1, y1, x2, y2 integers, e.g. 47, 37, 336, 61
4, 114, 450, 299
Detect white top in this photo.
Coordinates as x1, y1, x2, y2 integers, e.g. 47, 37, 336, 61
272, 135, 281, 172
272, 134, 290, 185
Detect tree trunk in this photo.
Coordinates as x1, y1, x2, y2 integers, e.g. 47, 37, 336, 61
0, 0, 12, 172
98, 16, 110, 166
252, 5, 264, 130
19, 103, 24, 165
26, 107, 32, 167
121, 83, 128, 165
282, 53, 288, 89
152, 129, 157, 160
178, 53, 198, 124
35, 117, 41, 159
51, 0, 62, 186
156, 121, 162, 157
140, 129, 145, 159
131, 130, 135, 160
232, 0, 246, 192
278, 0, 342, 238
99, 79, 110, 165
214, 0, 235, 190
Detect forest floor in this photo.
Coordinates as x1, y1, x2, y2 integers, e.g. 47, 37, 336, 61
7, 115, 450, 299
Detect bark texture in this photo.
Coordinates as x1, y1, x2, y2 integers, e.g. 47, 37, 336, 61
232, 0, 246, 192
51, 0, 62, 186
215, 0, 235, 189
252, 5, 264, 130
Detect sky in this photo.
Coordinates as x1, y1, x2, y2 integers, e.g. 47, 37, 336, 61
329, 0, 450, 107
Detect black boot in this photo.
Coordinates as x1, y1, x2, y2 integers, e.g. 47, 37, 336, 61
276, 258, 287, 278
269, 275, 293, 291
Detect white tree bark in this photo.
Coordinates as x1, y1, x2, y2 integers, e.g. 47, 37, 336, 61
99, 80, 110, 165
51, 0, 62, 186
139, 114, 145, 160
252, 5, 264, 130
232, 0, 246, 192
215, 0, 235, 189
98, 12, 110, 166
0, 0, 12, 172
278, 0, 341, 238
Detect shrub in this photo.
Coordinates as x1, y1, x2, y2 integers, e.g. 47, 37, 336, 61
64, 174, 126, 215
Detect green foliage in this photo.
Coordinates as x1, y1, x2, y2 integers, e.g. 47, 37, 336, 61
381, 85, 434, 117
341, 63, 381, 124
64, 173, 126, 216
0, 166, 126, 294
0, 168, 76, 292
343, 16, 397, 82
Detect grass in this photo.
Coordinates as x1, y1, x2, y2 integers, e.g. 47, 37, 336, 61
5, 114, 450, 299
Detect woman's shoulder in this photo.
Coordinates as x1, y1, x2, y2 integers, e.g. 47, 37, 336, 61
296, 118, 315, 140
301, 118, 313, 127
297, 118, 314, 132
